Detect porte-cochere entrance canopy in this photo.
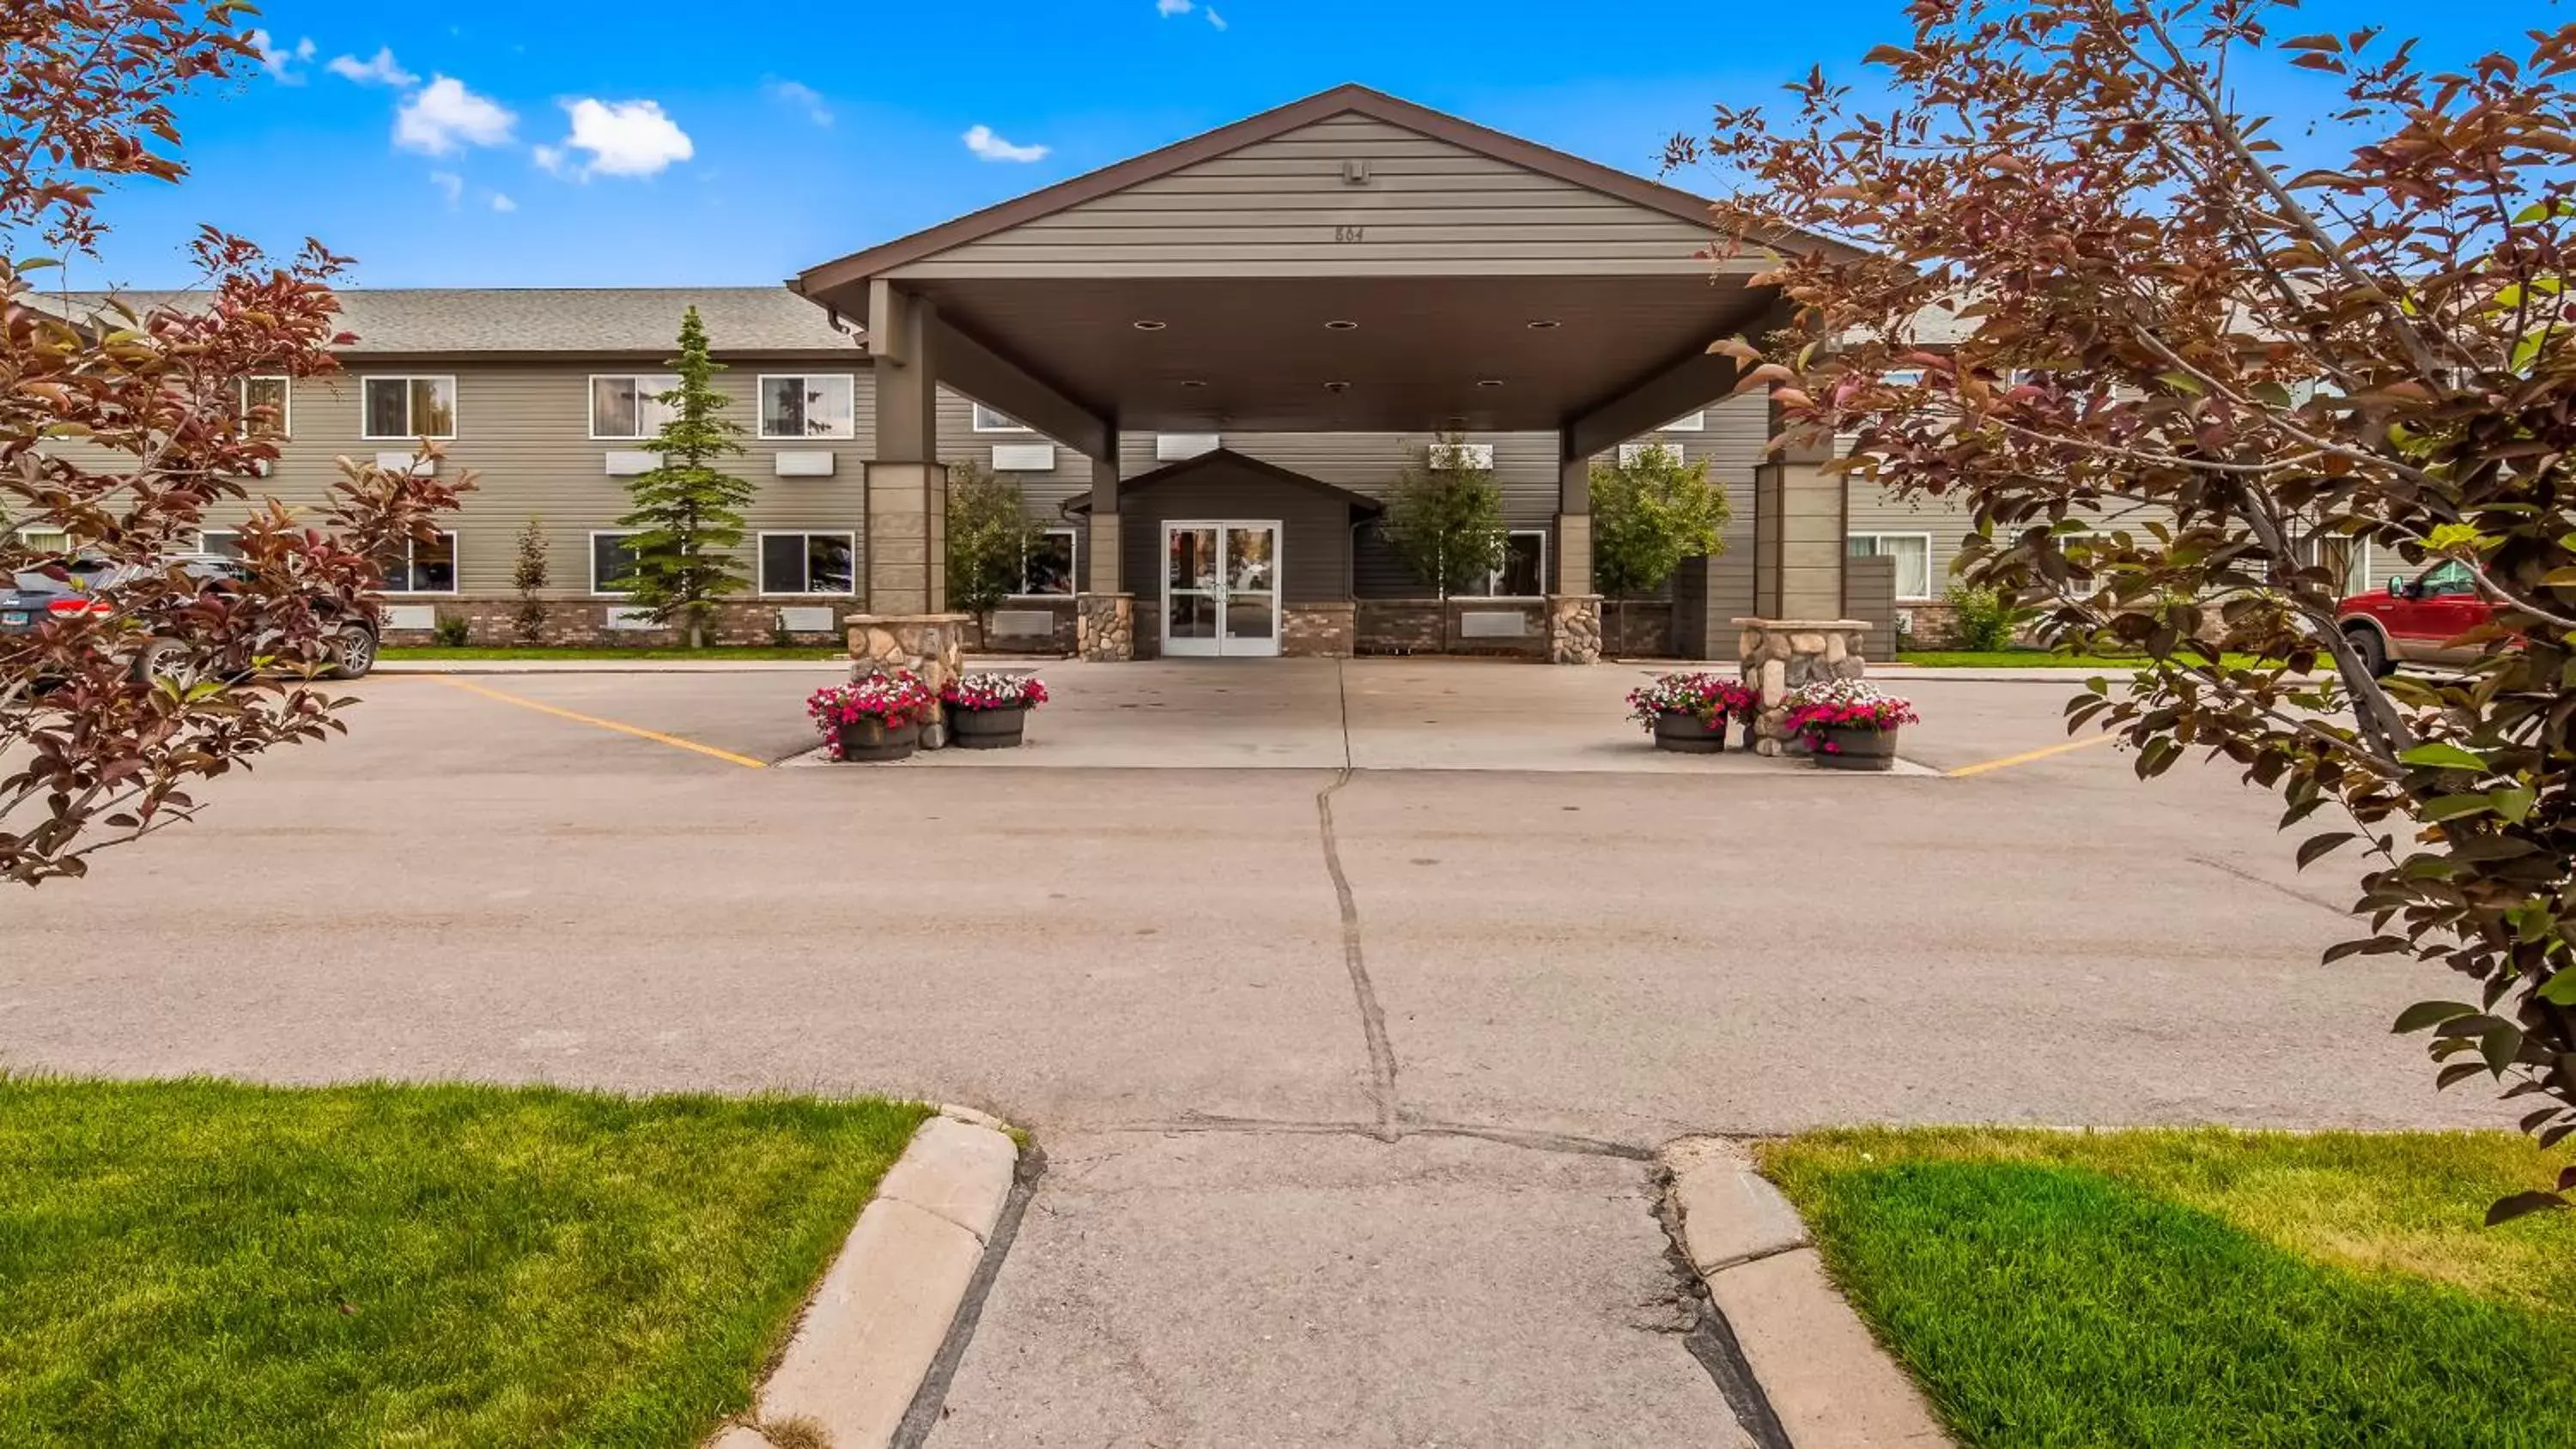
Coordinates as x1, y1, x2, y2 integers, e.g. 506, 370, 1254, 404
791, 84, 1854, 659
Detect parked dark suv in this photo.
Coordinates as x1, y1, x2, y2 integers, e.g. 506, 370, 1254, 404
0, 552, 380, 681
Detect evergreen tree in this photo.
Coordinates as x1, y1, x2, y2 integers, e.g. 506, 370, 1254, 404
619, 308, 755, 647
511, 516, 550, 645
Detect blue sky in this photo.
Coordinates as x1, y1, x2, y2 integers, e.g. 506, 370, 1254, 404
66, 0, 2573, 290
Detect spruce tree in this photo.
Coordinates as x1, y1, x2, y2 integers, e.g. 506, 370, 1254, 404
619, 307, 755, 648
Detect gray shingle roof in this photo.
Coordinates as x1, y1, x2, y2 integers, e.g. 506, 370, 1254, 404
27, 287, 863, 356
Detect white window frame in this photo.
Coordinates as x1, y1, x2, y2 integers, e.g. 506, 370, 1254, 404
756, 530, 858, 597
197, 528, 242, 559
971, 402, 1033, 433
589, 530, 645, 597
239, 375, 292, 440
379, 530, 461, 596
1657, 411, 1705, 432
14, 524, 74, 554
1012, 525, 1079, 599
1459, 529, 1549, 599
587, 373, 683, 441
359, 374, 459, 441
756, 373, 856, 440
1847, 531, 1935, 601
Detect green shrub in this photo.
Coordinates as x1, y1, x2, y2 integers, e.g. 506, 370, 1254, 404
1944, 583, 2014, 652
432, 615, 471, 648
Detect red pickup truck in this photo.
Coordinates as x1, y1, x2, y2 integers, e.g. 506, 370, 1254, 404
2336, 560, 2489, 676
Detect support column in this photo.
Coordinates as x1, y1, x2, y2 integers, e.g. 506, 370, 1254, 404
1548, 442, 1601, 664
864, 283, 946, 616
1078, 440, 1134, 661
1751, 402, 1845, 623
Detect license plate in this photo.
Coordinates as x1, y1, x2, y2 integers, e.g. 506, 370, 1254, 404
0, 612, 24, 627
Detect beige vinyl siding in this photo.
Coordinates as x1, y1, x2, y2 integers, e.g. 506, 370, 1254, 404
203, 358, 871, 597
892, 114, 1718, 280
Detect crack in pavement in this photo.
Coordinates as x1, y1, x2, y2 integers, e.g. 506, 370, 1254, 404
1102, 1112, 1655, 1161
2186, 851, 2352, 917
1319, 658, 1401, 1143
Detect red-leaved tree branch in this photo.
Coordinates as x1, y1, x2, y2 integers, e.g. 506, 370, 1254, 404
1677, 0, 2576, 1216
3, 0, 468, 882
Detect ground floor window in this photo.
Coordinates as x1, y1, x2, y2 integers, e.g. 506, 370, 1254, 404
15, 525, 74, 555
1455, 530, 1547, 598
377, 531, 459, 593
760, 531, 856, 595
1848, 533, 1934, 600
198, 530, 243, 560
1018, 527, 1077, 597
591, 531, 643, 595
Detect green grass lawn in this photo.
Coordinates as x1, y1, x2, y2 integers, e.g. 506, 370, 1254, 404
380, 645, 847, 661
0, 1077, 933, 1449
1894, 650, 2277, 670
1761, 1128, 2576, 1449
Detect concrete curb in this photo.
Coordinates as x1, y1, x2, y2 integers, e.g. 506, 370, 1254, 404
380, 659, 846, 675
714, 1106, 1020, 1449
1664, 1138, 1954, 1448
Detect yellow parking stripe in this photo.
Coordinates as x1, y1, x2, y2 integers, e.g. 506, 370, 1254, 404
433, 677, 768, 769
1945, 731, 2122, 779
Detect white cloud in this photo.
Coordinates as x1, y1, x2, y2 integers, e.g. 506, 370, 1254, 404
1157, 0, 1193, 12
1206, 7, 1228, 28
328, 47, 417, 88
963, 124, 1048, 164
764, 78, 833, 128
429, 171, 464, 209
395, 76, 517, 156
542, 99, 695, 179
489, 191, 518, 213
249, 30, 316, 83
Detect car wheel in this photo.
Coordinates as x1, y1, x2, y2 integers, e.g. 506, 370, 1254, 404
2343, 623, 2391, 678
131, 637, 192, 685
329, 621, 378, 680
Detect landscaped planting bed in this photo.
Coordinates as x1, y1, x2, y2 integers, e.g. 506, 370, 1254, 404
0, 1077, 931, 1448
1761, 1127, 2576, 1448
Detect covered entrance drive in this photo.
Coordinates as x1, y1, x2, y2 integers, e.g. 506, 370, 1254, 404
1162, 521, 1280, 657
792, 83, 1858, 664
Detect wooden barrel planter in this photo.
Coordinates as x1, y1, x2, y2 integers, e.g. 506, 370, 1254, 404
835, 718, 922, 763
1813, 725, 1899, 771
1650, 712, 1729, 754
947, 704, 1029, 750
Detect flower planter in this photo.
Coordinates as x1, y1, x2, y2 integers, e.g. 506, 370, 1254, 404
947, 703, 1029, 750
1814, 724, 1900, 771
1650, 712, 1730, 754
834, 717, 921, 763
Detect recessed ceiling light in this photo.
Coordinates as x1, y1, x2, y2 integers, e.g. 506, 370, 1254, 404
1526, 318, 1561, 330
1475, 378, 1505, 388
1323, 380, 1352, 393
1133, 319, 1167, 331
1325, 319, 1359, 331
1179, 379, 1207, 389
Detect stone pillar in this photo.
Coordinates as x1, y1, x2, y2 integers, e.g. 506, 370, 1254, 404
1546, 594, 1602, 665
1078, 593, 1134, 662
1735, 617, 1870, 756
866, 283, 945, 615
848, 613, 969, 747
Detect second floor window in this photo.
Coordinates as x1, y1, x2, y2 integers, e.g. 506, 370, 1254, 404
972, 403, 1032, 433
361, 376, 458, 440
758, 375, 854, 440
590, 374, 682, 440
239, 377, 291, 440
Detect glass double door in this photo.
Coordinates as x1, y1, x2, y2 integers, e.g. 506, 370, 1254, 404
1162, 521, 1281, 658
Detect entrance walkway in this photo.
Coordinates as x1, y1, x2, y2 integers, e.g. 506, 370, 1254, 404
866, 658, 1935, 774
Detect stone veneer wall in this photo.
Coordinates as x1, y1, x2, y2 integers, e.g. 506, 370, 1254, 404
966, 600, 1078, 656
1353, 599, 1548, 658
1737, 618, 1871, 756
1078, 594, 1136, 662
848, 613, 969, 748
1283, 603, 1356, 658
378, 597, 854, 648
1547, 596, 1603, 666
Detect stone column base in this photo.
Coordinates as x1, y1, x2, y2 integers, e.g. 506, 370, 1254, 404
1078, 593, 1135, 662
1546, 595, 1602, 665
1735, 617, 1871, 755
849, 612, 970, 747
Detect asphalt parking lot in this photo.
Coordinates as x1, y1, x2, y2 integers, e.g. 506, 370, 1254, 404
0, 659, 2498, 1446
